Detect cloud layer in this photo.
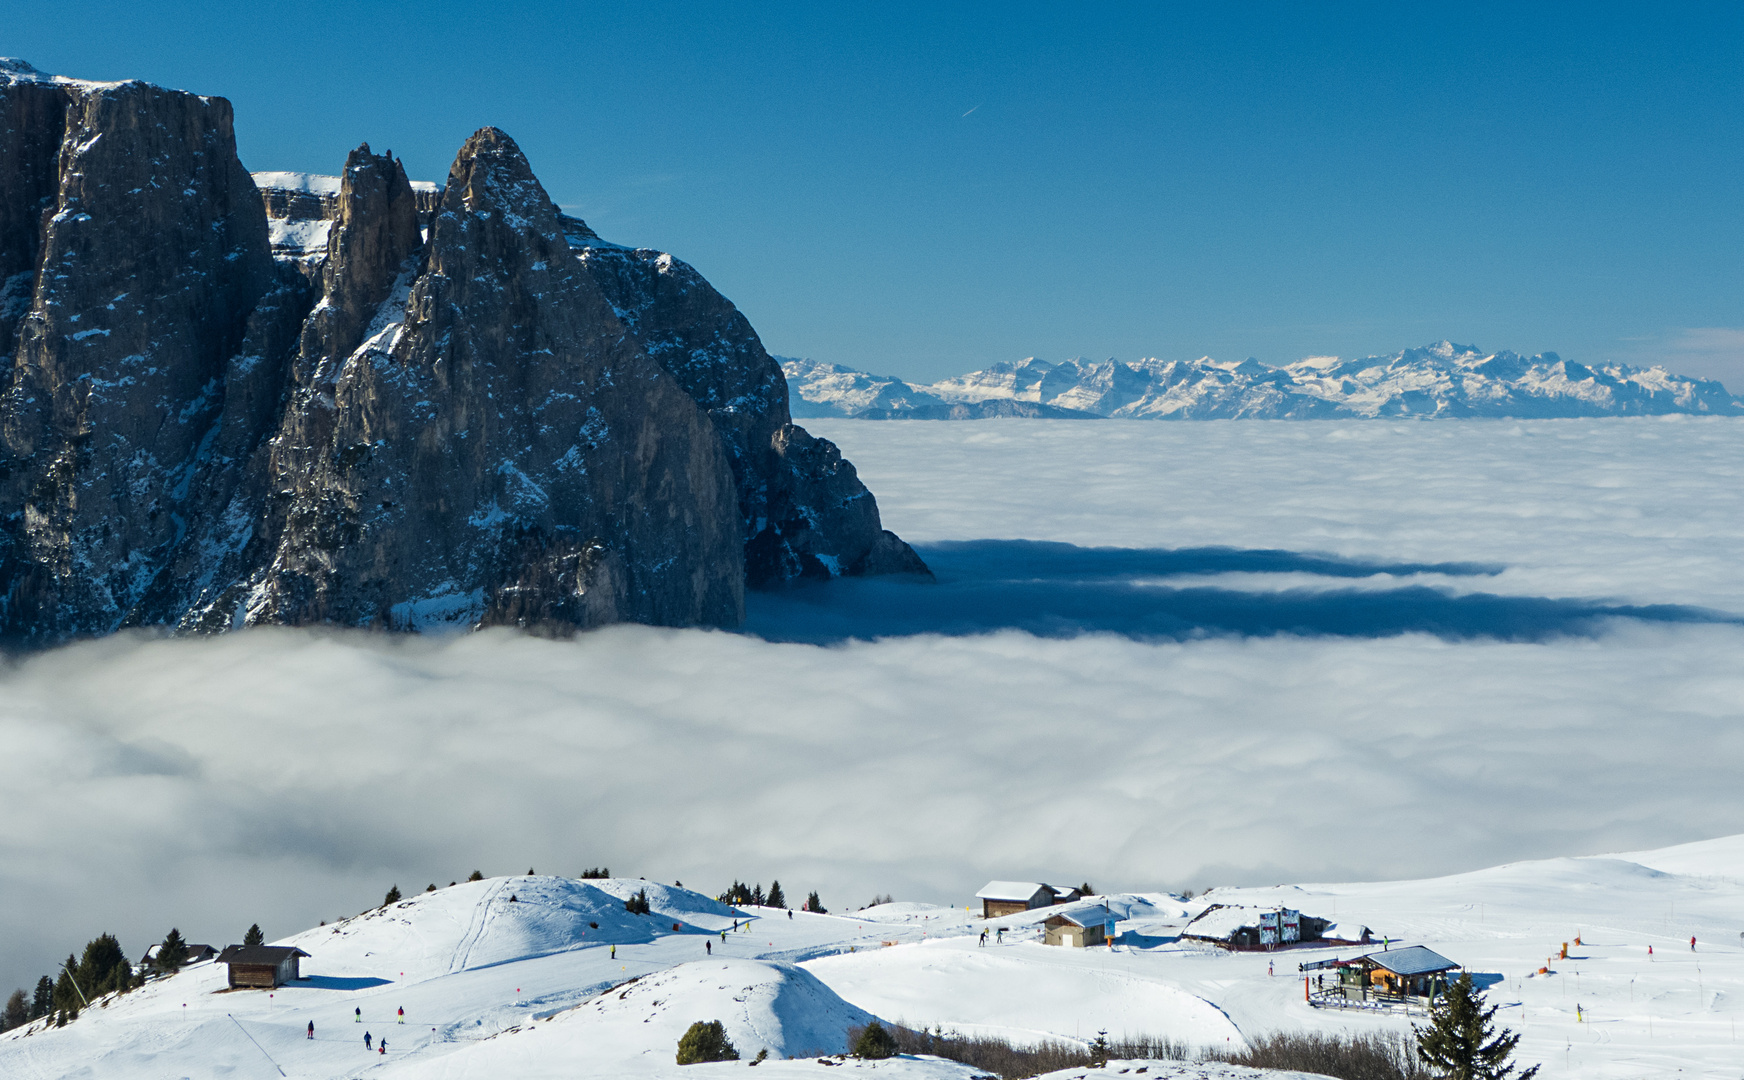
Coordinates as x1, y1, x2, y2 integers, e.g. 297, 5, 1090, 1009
3, 417, 1742, 995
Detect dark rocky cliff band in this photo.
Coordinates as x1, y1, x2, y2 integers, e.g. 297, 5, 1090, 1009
0, 60, 926, 644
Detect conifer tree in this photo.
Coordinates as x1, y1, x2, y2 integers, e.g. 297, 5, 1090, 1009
75, 934, 132, 997
52, 957, 81, 1021
852, 1020, 898, 1059
30, 975, 53, 1020
155, 928, 189, 974
751, 883, 765, 906
1416, 973, 1539, 1080
2, 988, 26, 1032
675, 1019, 740, 1063
243, 924, 264, 947
804, 891, 827, 914
383, 885, 402, 907
468, 870, 484, 882
766, 881, 786, 909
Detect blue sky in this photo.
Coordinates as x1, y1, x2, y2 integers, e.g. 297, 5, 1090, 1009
10, 2, 1743, 384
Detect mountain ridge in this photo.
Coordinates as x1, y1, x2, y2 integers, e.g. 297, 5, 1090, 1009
785, 341, 1742, 420
0, 60, 924, 645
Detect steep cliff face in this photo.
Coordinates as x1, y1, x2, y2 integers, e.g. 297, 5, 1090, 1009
569, 224, 927, 585
0, 62, 291, 641
0, 60, 923, 645
248, 131, 743, 632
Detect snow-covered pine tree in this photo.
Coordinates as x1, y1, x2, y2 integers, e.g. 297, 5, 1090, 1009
1416, 973, 1539, 1080
766, 881, 786, 908
243, 924, 264, 947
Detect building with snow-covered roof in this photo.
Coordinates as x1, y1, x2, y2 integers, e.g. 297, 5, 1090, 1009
974, 881, 1080, 919
1181, 904, 1352, 951
1043, 907, 1114, 947
216, 944, 310, 989
142, 941, 216, 966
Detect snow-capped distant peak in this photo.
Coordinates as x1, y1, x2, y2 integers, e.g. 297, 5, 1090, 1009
783, 342, 1742, 421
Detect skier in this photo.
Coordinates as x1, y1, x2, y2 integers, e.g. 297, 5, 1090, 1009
788, 910, 793, 920
355, 1007, 361, 1023
397, 1006, 404, 1024
979, 929, 987, 947
365, 1032, 372, 1051
1268, 962, 1274, 977
611, 945, 616, 960
706, 940, 712, 955
996, 927, 1004, 944
380, 1039, 387, 1055
1576, 1003, 1584, 1023
1691, 936, 1697, 951
307, 1021, 315, 1040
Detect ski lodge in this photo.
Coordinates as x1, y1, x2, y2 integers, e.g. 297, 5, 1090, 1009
1181, 904, 1360, 951
975, 881, 1081, 919
1304, 945, 1460, 1012
216, 944, 310, 989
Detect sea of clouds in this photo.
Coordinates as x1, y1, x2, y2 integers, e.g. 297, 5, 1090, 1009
2, 417, 1741, 994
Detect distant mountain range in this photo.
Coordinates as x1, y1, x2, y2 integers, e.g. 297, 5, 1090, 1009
783, 342, 1742, 420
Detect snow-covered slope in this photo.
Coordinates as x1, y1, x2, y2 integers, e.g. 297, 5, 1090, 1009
7, 836, 1744, 1077
784, 342, 1742, 420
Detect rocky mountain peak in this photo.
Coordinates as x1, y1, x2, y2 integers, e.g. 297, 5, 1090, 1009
0, 69, 926, 645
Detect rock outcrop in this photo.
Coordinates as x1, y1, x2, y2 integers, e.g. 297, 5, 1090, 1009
0, 60, 925, 645
567, 221, 927, 585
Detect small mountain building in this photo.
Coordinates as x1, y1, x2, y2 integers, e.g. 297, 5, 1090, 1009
142, 942, 217, 966
1306, 945, 1460, 1011
1181, 904, 1351, 951
216, 945, 310, 989
1043, 909, 1111, 948
975, 882, 1081, 919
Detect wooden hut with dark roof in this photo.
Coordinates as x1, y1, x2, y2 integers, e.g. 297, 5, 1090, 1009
216, 944, 310, 989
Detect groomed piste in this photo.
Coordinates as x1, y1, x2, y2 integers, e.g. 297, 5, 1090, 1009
4, 835, 1743, 1078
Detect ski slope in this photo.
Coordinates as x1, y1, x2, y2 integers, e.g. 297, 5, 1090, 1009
5, 836, 1744, 1078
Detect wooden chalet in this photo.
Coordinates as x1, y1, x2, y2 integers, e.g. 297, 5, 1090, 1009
1304, 945, 1459, 1012
216, 944, 310, 989
1043, 908, 1112, 948
975, 881, 1080, 919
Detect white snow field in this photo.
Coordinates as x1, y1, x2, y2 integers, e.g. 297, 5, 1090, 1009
2, 416, 1744, 1075
5, 833, 1744, 1078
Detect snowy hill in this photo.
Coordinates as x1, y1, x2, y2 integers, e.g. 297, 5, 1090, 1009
6, 838, 1744, 1077
783, 342, 1742, 420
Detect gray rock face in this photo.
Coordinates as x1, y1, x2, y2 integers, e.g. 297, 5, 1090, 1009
0, 64, 284, 641
0, 61, 923, 644
249, 130, 744, 632
570, 227, 927, 585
